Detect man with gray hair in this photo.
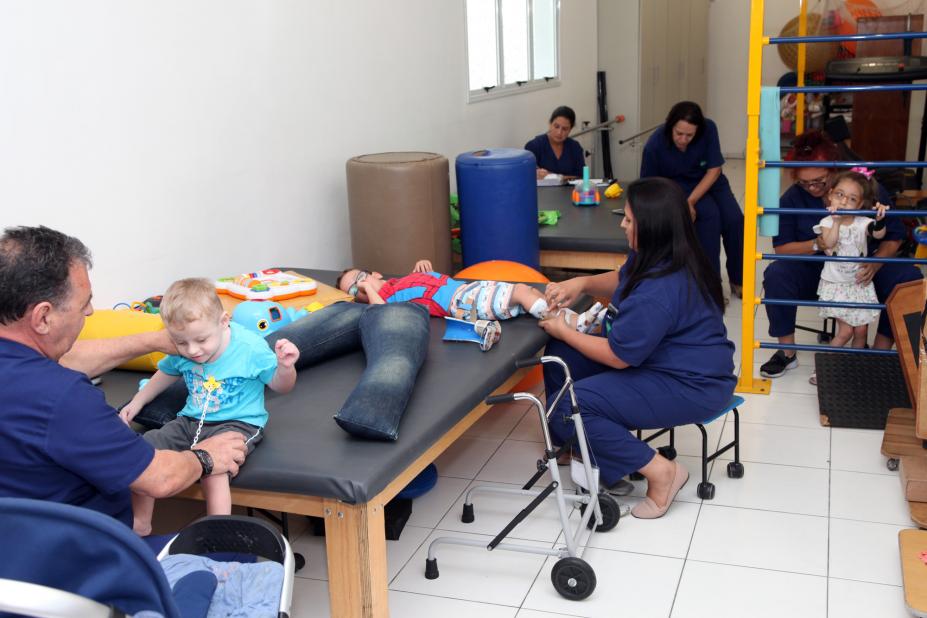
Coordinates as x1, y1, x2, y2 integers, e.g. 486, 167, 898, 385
0, 225, 247, 529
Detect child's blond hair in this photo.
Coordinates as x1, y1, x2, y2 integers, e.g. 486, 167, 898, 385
159, 278, 224, 327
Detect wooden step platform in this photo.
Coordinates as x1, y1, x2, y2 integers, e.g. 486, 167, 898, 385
882, 408, 927, 528
900, 529, 927, 616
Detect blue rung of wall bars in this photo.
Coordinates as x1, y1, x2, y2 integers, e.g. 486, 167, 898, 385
762, 299, 887, 310
769, 31, 927, 45
782, 84, 927, 94
762, 254, 927, 265
763, 208, 926, 216
766, 160, 927, 168
758, 342, 898, 356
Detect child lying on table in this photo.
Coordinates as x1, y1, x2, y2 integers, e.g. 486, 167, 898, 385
336, 260, 605, 334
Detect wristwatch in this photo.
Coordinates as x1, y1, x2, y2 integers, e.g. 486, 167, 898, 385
191, 448, 213, 477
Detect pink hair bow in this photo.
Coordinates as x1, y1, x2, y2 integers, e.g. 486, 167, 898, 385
850, 166, 875, 179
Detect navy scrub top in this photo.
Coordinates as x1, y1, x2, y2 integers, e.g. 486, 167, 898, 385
641, 119, 725, 192
774, 183, 903, 252
525, 134, 585, 177
603, 253, 736, 408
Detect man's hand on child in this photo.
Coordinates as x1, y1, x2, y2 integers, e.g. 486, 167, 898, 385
413, 259, 433, 273
274, 338, 300, 368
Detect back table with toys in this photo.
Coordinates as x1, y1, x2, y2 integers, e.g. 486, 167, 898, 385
97, 267, 549, 618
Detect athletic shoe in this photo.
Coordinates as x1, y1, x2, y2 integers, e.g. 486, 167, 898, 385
759, 350, 799, 378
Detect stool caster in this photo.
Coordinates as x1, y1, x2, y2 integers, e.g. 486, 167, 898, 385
697, 481, 715, 500
550, 556, 596, 601
657, 446, 677, 460
629, 471, 644, 481
887, 458, 900, 472
727, 461, 745, 479
294, 552, 306, 572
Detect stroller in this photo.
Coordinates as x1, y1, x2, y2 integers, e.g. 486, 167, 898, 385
0, 497, 294, 617
424, 356, 621, 601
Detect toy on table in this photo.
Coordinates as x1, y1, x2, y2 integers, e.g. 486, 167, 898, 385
914, 226, 927, 259
231, 300, 310, 336
571, 165, 600, 206
216, 269, 317, 301
604, 182, 623, 199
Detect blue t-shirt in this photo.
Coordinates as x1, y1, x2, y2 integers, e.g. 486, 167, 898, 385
603, 254, 736, 408
524, 134, 585, 177
640, 119, 726, 192
774, 183, 902, 252
158, 322, 277, 428
0, 338, 154, 528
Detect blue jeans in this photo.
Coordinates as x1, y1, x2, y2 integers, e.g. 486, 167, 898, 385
135, 301, 430, 441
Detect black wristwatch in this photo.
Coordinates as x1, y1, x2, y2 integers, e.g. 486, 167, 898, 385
191, 448, 213, 477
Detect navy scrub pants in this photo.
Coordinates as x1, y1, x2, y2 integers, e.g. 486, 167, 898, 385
762, 259, 922, 339
691, 176, 744, 287
543, 339, 722, 484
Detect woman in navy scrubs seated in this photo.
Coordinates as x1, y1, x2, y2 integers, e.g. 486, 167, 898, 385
641, 101, 744, 298
525, 105, 585, 180
540, 177, 736, 519
759, 130, 923, 379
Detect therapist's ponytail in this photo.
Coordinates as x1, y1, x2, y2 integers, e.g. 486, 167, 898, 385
622, 178, 725, 312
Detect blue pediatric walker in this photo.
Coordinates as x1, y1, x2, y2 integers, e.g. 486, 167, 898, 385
424, 355, 621, 601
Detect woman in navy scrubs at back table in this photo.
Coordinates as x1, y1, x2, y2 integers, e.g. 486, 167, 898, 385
525, 105, 586, 180
641, 101, 744, 298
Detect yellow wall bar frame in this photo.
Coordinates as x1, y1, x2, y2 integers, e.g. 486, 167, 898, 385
796, 0, 808, 135
737, 0, 771, 394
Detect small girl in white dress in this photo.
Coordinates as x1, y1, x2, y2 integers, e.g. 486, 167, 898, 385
813, 169, 889, 369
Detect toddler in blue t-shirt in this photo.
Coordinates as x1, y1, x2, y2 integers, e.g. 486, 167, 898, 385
120, 278, 299, 536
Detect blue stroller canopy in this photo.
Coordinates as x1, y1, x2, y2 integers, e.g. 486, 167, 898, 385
0, 497, 180, 617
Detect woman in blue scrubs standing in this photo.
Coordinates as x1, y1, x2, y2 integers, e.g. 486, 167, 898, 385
641, 101, 744, 297
541, 177, 735, 519
525, 105, 586, 179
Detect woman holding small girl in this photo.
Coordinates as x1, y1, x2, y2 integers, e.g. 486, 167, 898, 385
810, 168, 888, 384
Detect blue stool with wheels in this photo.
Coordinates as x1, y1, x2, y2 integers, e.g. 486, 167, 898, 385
629, 396, 745, 500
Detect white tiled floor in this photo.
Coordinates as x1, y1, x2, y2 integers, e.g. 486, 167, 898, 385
188, 159, 918, 615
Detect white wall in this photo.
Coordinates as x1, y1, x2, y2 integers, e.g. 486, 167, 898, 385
707, 0, 812, 156
0, 0, 598, 306
596, 0, 641, 179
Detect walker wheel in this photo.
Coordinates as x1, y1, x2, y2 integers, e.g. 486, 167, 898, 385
580, 493, 621, 532
697, 481, 715, 500
657, 446, 677, 460
551, 557, 596, 600
887, 458, 900, 472
727, 461, 745, 479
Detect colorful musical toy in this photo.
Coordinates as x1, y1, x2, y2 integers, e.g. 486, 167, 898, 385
571, 165, 600, 206
231, 300, 309, 337
216, 269, 317, 301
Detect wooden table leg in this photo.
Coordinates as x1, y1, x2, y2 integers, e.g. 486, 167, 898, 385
324, 498, 389, 618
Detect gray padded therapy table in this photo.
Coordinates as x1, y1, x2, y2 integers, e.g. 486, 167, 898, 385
100, 268, 549, 618
538, 184, 630, 270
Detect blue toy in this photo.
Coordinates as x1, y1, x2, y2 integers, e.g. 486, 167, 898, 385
231, 300, 308, 337
571, 165, 600, 206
